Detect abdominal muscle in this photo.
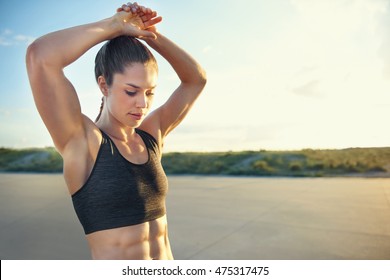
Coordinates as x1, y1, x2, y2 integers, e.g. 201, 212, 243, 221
85, 215, 173, 260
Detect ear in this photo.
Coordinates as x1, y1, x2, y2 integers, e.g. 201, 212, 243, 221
97, 76, 109, 96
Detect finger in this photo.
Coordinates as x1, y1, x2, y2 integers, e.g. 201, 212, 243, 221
140, 13, 153, 22
139, 5, 146, 13
140, 11, 158, 21
121, 4, 131, 12
131, 5, 138, 13
140, 14, 149, 22
128, 3, 136, 12
144, 16, 163, 28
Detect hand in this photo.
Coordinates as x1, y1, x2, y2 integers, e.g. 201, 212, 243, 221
115, 2, 162, 39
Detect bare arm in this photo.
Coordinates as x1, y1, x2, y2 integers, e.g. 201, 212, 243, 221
26, 8, 161, 153
144, 32, 207, 138
119, 4, 207, 140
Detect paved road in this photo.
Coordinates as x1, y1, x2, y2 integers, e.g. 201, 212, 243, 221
0, 173, 389, 259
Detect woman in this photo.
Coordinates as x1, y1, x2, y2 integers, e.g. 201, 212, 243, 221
26, 2, 206, 260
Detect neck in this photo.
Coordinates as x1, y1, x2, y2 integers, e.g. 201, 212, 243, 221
96, 113, 137, 143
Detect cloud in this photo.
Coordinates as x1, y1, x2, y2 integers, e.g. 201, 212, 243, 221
291, 80, 320, 97
0, 29, 35, 47
163, 122, 291, 152
14, 34, 35, 44
277, 0, 390, 99
380, 43, 390, 80
202, 45, 212, 54
0, 39, 12, 46
376, 2, 390, 79
0, 109, 11, 117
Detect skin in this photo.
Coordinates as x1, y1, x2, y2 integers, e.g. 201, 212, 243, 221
26, 3, 206, 260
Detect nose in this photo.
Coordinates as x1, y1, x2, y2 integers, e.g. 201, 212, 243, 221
136, 93, 147, 108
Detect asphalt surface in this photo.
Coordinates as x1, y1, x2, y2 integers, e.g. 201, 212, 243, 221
0, 173, 389, 260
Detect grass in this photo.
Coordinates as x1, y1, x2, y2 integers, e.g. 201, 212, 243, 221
0, 147, 63, 172
161, 148, 390, 177
1, 146, 389, 177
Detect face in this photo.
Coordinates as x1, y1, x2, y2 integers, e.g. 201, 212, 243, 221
103, 63, 158, 128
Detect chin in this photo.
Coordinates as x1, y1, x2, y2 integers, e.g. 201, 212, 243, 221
127, 121, 143, 129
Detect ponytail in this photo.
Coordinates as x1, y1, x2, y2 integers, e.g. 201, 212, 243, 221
95, 97, 104, 122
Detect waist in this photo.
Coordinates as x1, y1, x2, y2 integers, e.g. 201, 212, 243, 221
86, 215, 171, 260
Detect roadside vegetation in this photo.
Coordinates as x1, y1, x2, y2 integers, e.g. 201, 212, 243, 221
162, 148, 390, 177
0, 147, 62, 172
1, 146, 389, 177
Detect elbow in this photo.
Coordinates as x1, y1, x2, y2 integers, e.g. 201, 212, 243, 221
180, 65, 207, 91
26, 40, 44, 73
189, 67, 207, 94
26, 39, 54, 72
196, 66, 207, 88
25, 42, 33, 70
200, 67, 207, 85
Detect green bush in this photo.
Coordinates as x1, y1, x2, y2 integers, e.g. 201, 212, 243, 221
252, 160, 274, 173
1, 146, 389, 176
289, 161, 302, 172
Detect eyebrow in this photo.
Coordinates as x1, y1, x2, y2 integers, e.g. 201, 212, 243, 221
126, 83, 156, 89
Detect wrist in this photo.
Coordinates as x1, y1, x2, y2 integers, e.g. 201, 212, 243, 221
102, 16, 124, 39
143, 31, 162, 46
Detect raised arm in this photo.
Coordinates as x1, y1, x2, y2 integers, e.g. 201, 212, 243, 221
26, 7, 161, 153
144, 33, 207, 138
122, 4, 207, 140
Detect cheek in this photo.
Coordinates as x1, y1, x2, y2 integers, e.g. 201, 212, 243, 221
106, 92, 127, 112
147, 96, 154, 108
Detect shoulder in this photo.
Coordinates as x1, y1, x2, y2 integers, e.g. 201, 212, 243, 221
62, 115, 101, 156
61, 115, 103, 194
138, 112, 164, 151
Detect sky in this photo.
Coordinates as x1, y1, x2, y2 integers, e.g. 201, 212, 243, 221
0, 0, 389, 152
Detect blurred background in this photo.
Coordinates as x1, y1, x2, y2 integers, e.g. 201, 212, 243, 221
1, 0, 389, 153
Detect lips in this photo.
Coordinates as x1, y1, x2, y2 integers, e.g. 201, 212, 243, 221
129, 113, 144, 120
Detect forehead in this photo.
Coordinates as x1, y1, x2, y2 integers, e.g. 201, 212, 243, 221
113, 63, 158, 88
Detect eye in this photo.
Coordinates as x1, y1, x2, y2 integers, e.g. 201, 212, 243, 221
125, 90, 137, 96
146, 91, 155, 97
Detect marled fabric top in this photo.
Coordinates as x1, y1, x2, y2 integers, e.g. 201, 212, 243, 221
71, 129, 168, 235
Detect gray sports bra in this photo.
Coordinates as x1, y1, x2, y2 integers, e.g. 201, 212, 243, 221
71, 129, 168, 234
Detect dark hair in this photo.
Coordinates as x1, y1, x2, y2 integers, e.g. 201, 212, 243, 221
94, 36, 157, 121
95, 35, 157, 86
